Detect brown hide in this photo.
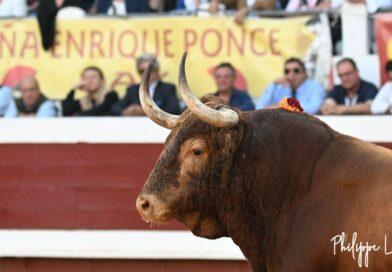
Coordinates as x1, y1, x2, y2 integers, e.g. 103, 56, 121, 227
221, 109, 392, 271
138, 103, 392, 272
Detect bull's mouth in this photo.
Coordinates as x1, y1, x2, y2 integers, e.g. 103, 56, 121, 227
139, 211, 173, 224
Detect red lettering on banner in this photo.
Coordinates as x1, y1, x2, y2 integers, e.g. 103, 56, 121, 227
141, 30, 147, 53
21, 31, 39, 58
184, 29, 197, 51
250, 29, 267, 56
0, 32, 16, 57
270, 29, 281, 56
50, 32, 61, 58
118, 30, 137, 58
228, 29, 245, 56
154, 30, 160, 56
201, 29, 222, 57
66, 31, 85, 58
110, 72, 136, 91
90, 30, 105, 58
109, 30, 115, 58
163, 30, 174, 58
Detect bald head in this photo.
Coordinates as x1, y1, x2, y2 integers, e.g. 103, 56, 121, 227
19, 77, 41, 108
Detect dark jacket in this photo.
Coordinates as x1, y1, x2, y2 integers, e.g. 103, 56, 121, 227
37, 0, 95, 50
327, 80, 378, 105
62, 89, 119, 116
96, 0, 151, 13
214, 89, 255, 111
111, 81, 181, 116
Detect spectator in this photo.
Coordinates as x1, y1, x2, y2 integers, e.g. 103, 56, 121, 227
111, 53, 180, 116
256, 57, 324, 114
211, 62, 255, 111
177, 0, 212, 11
37, 0, 95, 50
96, 0, 151, 14
346, 0, 392, 13
285, 0, 340, 12
371, 60, 392, 114
0, 85, 13, 117
150, 0, 177, 12
4, 77, 57, 117
0, 0, 28, 17
321, 58, 378, 115
27, 0, 39, 14
216, 0, 275, 24
62, 66, 119, 116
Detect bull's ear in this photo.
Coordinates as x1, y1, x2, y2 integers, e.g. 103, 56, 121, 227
178, 52, 239, 128
139, 57, 180, 129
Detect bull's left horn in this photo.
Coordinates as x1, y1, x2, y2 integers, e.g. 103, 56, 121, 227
178, 52, 239, 128
139, 57, 180, 130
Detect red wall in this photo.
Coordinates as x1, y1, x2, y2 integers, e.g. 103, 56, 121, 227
0, 143, 391, 229
0, 144, 183, 230
0, 258, 251, 272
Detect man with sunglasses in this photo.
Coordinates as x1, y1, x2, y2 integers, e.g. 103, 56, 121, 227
110, 53, 180, 116
256, 57, 325, 114
320, 58, 378, 115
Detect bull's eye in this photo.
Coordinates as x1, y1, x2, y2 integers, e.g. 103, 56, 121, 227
192, 149, 203, 156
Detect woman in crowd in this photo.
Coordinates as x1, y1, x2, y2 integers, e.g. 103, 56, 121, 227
62, 66, 118, 116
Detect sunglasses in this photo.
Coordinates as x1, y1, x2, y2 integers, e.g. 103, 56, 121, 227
338, 70, 355, 78
284, 68, 301, 75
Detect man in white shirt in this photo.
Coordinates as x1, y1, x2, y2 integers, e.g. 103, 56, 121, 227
371, 60, 392, 114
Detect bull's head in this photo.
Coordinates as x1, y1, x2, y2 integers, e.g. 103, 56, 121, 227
136, 53, 244, 239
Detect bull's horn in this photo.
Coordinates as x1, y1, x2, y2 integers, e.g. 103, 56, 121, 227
178, 52, 239, 128
139, 57, 179, 130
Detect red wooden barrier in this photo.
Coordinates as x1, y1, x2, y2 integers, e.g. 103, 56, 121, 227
0, 143, 391, 229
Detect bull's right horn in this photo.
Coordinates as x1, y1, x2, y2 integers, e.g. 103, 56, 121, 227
139, 57, 180, 130
178, 52, 239, 128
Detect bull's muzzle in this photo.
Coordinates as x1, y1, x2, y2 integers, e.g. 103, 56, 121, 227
136, 193, 171, 223
136, 194, 151, 222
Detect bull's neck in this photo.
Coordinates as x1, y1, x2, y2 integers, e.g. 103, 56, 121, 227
220, 110, 335, 270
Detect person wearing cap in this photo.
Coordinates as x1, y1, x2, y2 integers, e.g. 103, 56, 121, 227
371, 60, 392, 114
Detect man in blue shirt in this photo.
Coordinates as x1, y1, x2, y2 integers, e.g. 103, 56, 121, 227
256, 57, 325, 114
0, 85, 12, 117
320, 58, 378, 115
5, 77, 57, 118
212, 62, 255, 111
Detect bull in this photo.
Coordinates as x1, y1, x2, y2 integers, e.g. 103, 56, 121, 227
136, 53, 392, 271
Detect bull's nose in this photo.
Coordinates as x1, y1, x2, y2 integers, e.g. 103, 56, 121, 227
136, 194, 152, 216
139, 196, 150, 211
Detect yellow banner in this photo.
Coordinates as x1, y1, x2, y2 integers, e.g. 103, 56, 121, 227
0, 16, 316, 99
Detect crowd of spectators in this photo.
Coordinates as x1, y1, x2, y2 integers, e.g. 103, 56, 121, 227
0, 53, 391, 118
1, 0, 391, 18
0, 0, 391, 117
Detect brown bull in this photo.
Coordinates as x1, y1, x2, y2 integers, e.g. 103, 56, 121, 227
136, 53, 392, 271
